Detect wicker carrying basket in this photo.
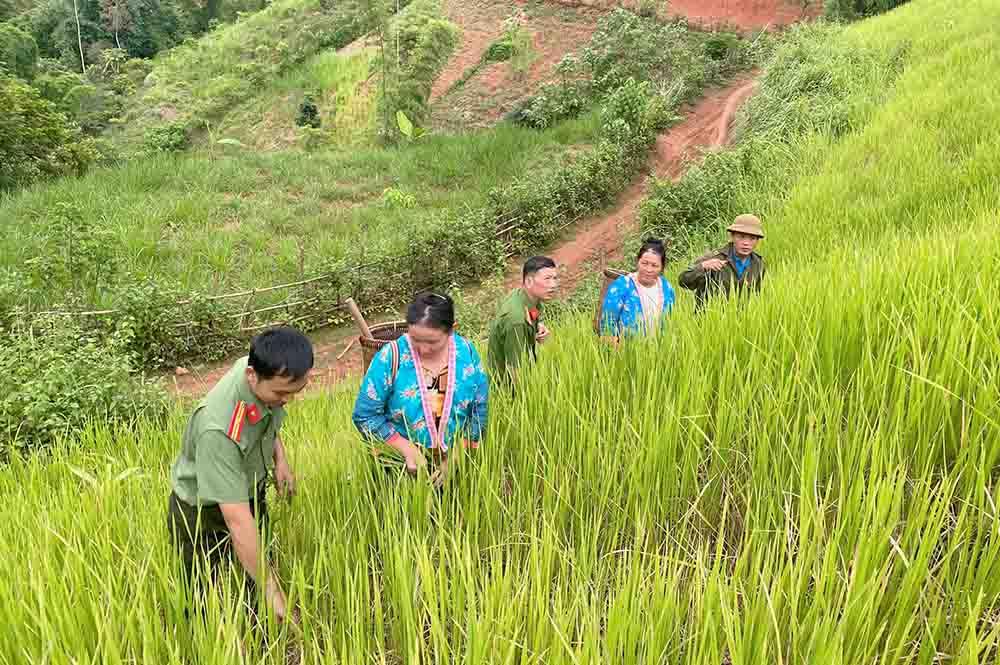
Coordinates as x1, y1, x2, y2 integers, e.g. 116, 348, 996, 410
359, 321, 408, 373
592, 268, 627, 333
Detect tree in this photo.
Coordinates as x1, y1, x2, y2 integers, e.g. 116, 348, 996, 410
0, 0, 16, 22
0, 21, 38, 79
70, 0, 86, 71
0, 70, 98, 191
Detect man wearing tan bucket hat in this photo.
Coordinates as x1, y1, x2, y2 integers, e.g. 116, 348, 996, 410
678, 213, 766, 311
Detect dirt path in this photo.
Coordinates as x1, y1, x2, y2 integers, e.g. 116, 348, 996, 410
506, 74, 759, 295
661, 0, 817, 30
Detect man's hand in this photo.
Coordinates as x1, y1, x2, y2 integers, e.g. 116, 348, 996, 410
264, 574, 289, 622
273, 436, 295, 499
274, 456, 296, 498
701, 258, 727, 272
536, 322, 551, 345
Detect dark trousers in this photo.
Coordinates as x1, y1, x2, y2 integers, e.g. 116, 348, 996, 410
167, 490, 268, 612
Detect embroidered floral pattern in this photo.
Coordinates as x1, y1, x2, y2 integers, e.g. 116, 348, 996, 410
351, 334, 489, 450
600, 274, 676, 338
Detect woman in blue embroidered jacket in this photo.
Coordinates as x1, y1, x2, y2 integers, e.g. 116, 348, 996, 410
352, 292, 488, 486
599, 238, 676, 342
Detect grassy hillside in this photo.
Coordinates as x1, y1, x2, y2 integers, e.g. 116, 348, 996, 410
211, 48, 375, 151
2, 110, 600, 304
107, 0, 382, 151
3, 0, 1000, 662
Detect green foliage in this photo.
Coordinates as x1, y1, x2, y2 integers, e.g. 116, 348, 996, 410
0, 20, 37, 79
142, 119, 187, 151
0, 319, 166, 453
381, 186, 416, 208
29, 57, 124, 134
295, 93, 320, 128
375, 0, 459, 143
825, 0, 910, 21
21, 201, 118, 299
517, 9, 752, 130
482, 11, 534, 74
492, 79, 669, 253
639, 23, 909, 252
636, 0, 659, 18
102, 277, 241, 367
117, 0, 397, 153
704, 31, 740, 61
0, 71, 98, 191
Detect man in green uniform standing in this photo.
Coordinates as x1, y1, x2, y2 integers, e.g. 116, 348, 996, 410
678, 213, 767, 311
487, 256, 559, 391
167, 326, 313, 625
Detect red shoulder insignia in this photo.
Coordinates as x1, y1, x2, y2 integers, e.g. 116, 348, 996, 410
226, 401, 247, 443
246, 403, 262, 425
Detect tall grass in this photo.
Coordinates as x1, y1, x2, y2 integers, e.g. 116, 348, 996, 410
3, 0, 1000, 662
3, 216, 999, 663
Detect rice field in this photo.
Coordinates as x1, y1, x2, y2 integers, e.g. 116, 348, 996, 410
3, 0, 1000, 663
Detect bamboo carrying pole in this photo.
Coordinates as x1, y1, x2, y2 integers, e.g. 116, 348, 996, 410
344, 298, 373, 340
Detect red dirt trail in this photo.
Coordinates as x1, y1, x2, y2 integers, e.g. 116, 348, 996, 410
547, 0, 817, 31
506, 74, 759, 295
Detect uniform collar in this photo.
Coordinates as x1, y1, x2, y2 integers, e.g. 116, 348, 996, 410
514, 288, 540, 309
235, 360, 274, 422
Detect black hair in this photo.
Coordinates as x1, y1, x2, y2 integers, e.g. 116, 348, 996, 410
406, 291, 455, 333
636, 237, 666, 271
248, 326, 314, 380
522, 255, 556, 282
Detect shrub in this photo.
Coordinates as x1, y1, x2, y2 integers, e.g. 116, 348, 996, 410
296, 93, 321, 128
515, 9, 747, 129
0, 319, 166, 454
0, 21, 37, 79
375, 0, 459, 142
825, 0, 910, 21
0, 71, 98, 191
143, 120, 188, 152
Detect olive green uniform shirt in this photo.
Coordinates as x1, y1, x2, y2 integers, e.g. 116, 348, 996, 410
170, 357, 285, 506
678, 243, 766, 311
487, 288, 542, 382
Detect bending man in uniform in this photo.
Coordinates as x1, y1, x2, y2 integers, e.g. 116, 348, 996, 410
167, 326, 313, 625
678, 213, 766, 311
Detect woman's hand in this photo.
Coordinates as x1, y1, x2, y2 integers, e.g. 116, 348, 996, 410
430, 456, 448, 489
402, 442, 428, 476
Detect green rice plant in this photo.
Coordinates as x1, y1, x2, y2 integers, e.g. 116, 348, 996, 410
3, 217, 1000, 662
4, 4, 1000, 660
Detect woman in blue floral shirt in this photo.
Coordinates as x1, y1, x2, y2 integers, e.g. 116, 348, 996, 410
352, 292, 488, 486
599, 238, 676, 342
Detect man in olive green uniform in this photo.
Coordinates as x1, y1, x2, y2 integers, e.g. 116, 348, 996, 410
167, 326, 313, 625
488, 256, 559, 391
679, 214, 767, 311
